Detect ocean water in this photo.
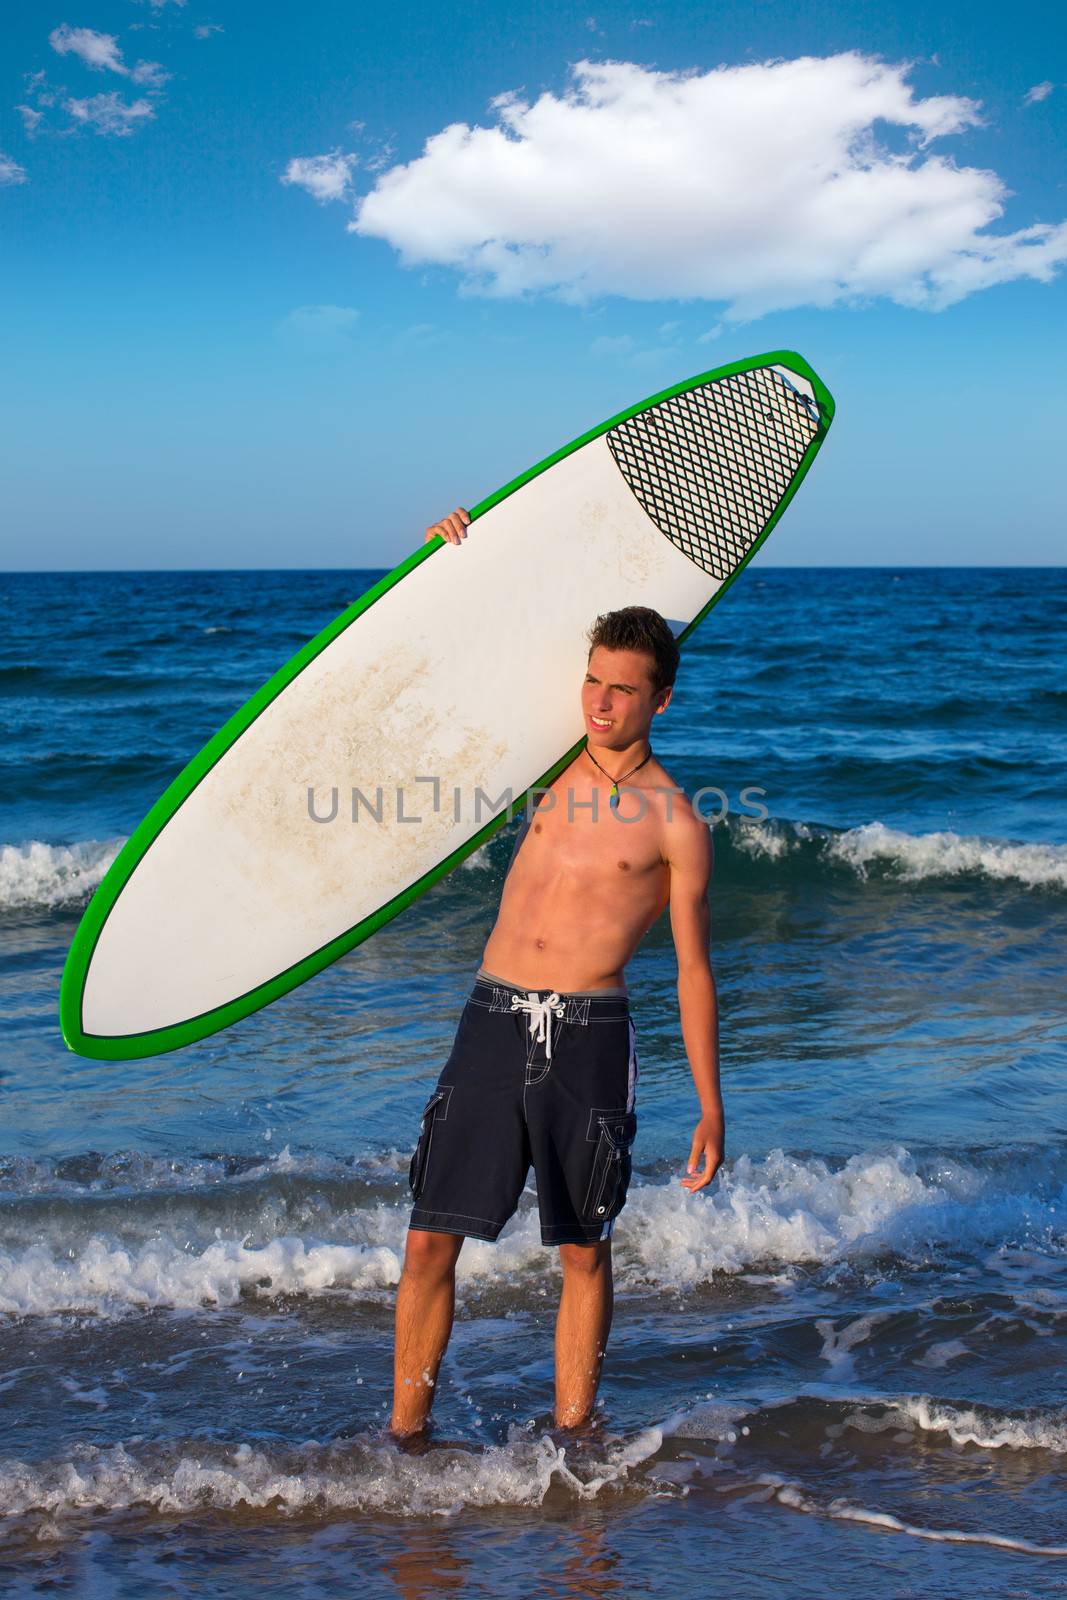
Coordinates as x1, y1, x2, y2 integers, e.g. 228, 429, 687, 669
0, 566, 1064, 1598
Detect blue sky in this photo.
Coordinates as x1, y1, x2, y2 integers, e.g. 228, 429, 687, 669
2, 0, 1064, 569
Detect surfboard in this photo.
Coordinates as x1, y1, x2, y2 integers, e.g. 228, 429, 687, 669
60, 350, 835, 1060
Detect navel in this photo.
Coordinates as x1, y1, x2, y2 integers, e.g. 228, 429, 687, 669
617, 860, 631, 872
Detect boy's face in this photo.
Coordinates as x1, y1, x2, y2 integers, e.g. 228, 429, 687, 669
582, 645, 671, 749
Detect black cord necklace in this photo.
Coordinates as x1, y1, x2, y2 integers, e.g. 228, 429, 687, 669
584, 742, 653, 810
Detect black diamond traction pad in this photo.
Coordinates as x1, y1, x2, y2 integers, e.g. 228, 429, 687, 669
605, 366, 820, 582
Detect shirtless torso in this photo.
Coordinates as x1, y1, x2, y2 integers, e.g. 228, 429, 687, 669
481, 752, 686, 992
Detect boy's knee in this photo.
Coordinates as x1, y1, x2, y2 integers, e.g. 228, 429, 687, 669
403, 1229, 464, 1280
558, 1239, 611, 1275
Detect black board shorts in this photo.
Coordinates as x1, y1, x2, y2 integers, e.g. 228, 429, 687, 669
407, 971, 639, 1246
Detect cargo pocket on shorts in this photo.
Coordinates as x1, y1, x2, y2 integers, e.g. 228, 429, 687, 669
407, 1085, 452, 1200
583, 1109, 638, 1223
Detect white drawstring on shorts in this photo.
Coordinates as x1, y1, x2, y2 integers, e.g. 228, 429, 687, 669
511, 990, 566, 1060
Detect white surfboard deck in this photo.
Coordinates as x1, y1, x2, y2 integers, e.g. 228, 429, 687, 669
62, 355, 833, 1055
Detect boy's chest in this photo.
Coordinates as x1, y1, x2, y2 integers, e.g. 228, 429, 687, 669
516, 783, 666, 881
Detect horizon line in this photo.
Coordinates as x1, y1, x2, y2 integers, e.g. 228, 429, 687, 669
3, 563, 1066, 577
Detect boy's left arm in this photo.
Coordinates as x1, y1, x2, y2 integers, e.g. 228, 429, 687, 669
667, 809, 723, 1192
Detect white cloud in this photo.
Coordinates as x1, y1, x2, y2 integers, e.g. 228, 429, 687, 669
278, 304, 361, 351
50, 24, 126, 73
16, 105, 43, 135
194, 23, 224, 39
1023, 81, 1054, 106
0, 152, 28, 186
363, 139, 396, 174
23, 70, 57, 109
348, 53, 1067, 318
130, 60, 170, 87
49, 24, 169, 88
281, 150, 358, 203
65, 92, 155, 136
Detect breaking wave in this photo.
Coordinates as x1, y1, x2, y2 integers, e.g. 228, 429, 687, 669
0, 1144, 1062, 1319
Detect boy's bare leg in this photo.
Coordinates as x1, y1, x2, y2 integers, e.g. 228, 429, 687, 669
391, 1229, 465, 1437
555, 1240, 614, 1428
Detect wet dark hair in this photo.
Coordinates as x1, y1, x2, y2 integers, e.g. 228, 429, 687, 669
586, 606, 679, 696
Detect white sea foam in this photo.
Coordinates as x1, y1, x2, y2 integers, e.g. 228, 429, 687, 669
815, 1312, 895, 1375
765, 1476, 1067, 1555
829, 821, 1067, 891
0, 1427, 665, 1520
622, 1145, 1063, 1284
0, 1236, 403, 1318
731, 816, 1067, 891
0, 1201, 578, 1317
915, 1338, 970, 1369
0, 1146, 1063, 1318
458, 841, 494, 871
0, 1145, 411, 1198
888, 1397, 1067, 1454
661, 1399, 753, 1442
664, 1389, 1067, 1460
731, 817, 804, 861
0, 1151, 234, 1197
0, 838, 123, 911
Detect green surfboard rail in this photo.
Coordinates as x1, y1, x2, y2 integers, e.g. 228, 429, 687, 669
60, 350, 835, 1060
